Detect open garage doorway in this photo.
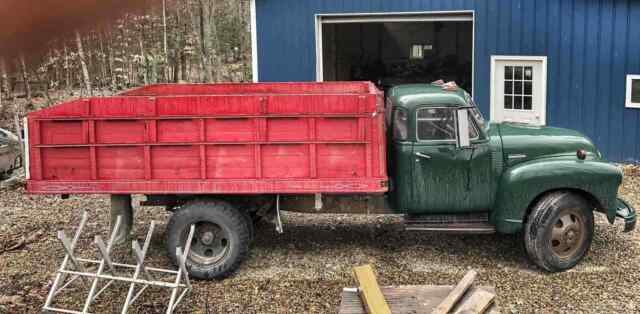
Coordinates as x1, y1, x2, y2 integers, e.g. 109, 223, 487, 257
317, 12, 474, 93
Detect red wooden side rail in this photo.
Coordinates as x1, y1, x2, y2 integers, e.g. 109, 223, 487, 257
27, 82, 388, 195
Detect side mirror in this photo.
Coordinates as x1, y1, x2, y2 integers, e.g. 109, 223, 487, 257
456, 109, 471, 148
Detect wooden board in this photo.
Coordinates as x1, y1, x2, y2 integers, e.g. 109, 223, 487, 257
452, 290, 495, 314
353, 265, 391, 314
339, 286, 498, 314
433, 270, 477, 314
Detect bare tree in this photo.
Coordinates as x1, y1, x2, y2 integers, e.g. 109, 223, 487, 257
19, 55, 32, 108
76, 30, 92, 96
0, 58, 6, 115
192, 0, 214, 82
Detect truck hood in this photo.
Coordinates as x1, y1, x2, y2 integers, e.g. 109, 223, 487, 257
496, 123, 599, 165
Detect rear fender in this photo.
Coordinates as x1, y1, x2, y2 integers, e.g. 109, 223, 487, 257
491, 159, 622, 233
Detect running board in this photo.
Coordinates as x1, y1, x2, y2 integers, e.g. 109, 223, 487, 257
403, 213, 496, 234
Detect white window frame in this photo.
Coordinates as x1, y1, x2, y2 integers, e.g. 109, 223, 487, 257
314, 10, 475, 95
626, 74, 640, 109
490, 55, 548, 125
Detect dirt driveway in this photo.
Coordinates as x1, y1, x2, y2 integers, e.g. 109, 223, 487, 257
1, 169, 638, 313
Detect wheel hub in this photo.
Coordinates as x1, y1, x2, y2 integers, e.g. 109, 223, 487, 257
550, 211, 585, 259
565, 230, 576, 245
187, 222, 231, 265
200, 231, 214, 245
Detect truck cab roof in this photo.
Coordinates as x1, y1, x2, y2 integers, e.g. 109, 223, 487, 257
388, 84, 471, 110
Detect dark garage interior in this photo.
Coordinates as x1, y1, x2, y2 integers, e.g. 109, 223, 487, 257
322, 21, 473, 92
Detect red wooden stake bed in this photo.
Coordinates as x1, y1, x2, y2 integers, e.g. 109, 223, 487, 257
26, 82, 388, 195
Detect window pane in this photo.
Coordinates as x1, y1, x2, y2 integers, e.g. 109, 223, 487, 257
632, 79, 640, 103
410, 45, 424, 59
524, 96, 532, 110
505, 66, 513, 80
417, 108, 455, 141
524, 67, 533, 80
469, 106, 487, 130
393, 109, 408, 140
505, 81, 513, 94
504, 96, 513, 109
524, 81, 532, 95
468, 113, 479, 139
514, 67, 523, 80
514, 81, 523, 94
514, 96, 523, 109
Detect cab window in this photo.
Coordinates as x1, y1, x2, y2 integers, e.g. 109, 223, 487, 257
393, 109, 408, 140
417, 108, 456, 141
416, 107, 479, 142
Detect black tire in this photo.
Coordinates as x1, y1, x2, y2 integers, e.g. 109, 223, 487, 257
240, 207, 255, 241
524, 191, 594, 272
166, 199, 251, 280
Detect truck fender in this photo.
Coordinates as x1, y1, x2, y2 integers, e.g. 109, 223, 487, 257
491, 159, 622, 234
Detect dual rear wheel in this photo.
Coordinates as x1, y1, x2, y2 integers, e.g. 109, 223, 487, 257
165, 199, 253, 280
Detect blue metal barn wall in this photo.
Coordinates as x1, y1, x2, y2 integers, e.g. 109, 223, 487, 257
255, 0, 640, 162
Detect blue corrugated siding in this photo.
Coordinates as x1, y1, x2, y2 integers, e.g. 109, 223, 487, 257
256, 0, 640, 162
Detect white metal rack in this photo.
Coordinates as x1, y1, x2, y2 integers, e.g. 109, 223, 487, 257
43, 211, 194, 314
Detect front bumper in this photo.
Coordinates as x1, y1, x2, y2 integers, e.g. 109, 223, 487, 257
615, 198, 637, 233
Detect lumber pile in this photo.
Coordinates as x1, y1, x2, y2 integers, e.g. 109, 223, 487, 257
341, 266, 497, 314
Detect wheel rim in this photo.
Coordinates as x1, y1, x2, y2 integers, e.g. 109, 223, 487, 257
550, 210, 586, 259
187, 221, 231, 265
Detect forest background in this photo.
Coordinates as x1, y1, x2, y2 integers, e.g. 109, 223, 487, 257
0, 0, 251, 128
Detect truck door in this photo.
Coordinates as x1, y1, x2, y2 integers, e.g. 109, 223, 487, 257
409, 107, 492, 214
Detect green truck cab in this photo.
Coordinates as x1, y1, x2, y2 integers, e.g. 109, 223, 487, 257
386, 83, 636, 272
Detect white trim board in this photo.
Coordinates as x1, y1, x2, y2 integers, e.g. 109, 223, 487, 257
314, 10, 475, 95
250, 0, 259, 82
490, 55, 548, 125
319, 12, 473, 24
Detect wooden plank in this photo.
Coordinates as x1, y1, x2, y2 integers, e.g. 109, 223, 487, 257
353, 265, 391, 314
339, 286, 498, 314
452, 290, 495, 314
432, 270, 478, 314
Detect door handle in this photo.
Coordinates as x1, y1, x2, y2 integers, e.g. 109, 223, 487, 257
415, 152, 431, 160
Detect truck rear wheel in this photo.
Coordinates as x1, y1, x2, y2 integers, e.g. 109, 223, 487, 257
524, 191, 594, 272
166, 199, 251, 280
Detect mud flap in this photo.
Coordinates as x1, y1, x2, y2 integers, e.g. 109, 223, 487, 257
615, 198, 636, 233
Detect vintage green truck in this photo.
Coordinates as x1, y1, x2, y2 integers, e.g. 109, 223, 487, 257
27, 82, 636, 280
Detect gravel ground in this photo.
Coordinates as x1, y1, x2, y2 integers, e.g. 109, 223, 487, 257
0, 166, 639, 313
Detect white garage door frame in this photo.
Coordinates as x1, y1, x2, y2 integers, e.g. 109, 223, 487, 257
250, 0, 259, 82
314, 11, 475, 93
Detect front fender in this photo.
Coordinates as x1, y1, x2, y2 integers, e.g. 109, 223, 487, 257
492, 158, 622, 233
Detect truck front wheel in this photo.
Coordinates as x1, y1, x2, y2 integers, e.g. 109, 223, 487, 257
166, 199, 251, 280
524, 191, 594, 272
